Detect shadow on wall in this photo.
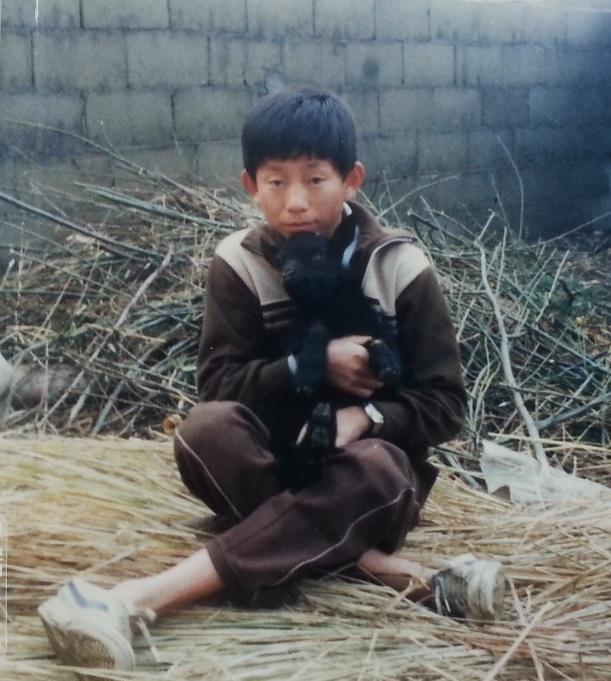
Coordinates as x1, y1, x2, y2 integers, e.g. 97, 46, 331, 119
491, 14, 611, 240
366, 8, 611, 241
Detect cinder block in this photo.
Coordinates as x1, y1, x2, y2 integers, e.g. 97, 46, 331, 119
283, 41, 346, 89
0, 183, 57, 250
529, 87, 610, 127
431, 88, 480, 132
258, 69, 289, 95
479, 3, 526, 44
210, 38, 283, 88
0, 159, 17, 193
380, 89, 434, 132
497, 161, 609, 237
435, 171, 499, 222
457, 45, 503, 86
514, 126, 607, 167
12, 154, 118, 226
544, 47, 575, 85
0, 32, 33, 90
86, 91, 173, 146
127, 32, 208, 89
244, 40, 284, 87
209, 37, 244, 87
581, 89, 609, 125
169, 0, 247, 33
2, 0, 80, 28
545, 47, 611, 87
34, 32, 127, 92
315, 0, 374, 40
346, 43, 402, 88
522, 6, 567, 45
0, 93, 83, 157
14, 153, 114, 199
196, 141, 243, 185
430, 0, 479, 42
114, 145, 198, 183
529, 88, 574, 127
567, 9, 611, 46
370, 173, 457, 222
417, 131, 469, 173
404, 43, 454, 87
361, 133, 418, 178
342, 90, 379, 136
467, 129, 514, 171
175, 87, 254, 140
0, 92, 82, 129
501, 45, 547, 87
82, 0, 169, 29
562, 161, 608, 199
482, 88, 529, 128
375, 0, 430, 41
247, 0, 313, 37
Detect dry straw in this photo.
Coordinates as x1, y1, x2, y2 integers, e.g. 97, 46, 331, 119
2, 435, 611, 680
0, 142, 608, 473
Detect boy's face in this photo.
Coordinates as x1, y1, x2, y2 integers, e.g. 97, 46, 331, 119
241, 157, 365, 238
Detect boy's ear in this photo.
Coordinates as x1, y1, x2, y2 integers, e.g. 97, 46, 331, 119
241, 169, 258, 197
344, 162, 365, 198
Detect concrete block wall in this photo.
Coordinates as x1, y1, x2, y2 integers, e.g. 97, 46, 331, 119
1, 0, 610, 242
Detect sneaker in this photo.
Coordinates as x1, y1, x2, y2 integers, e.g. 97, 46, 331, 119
430, 554, 506, 621
38, 578, 157, 679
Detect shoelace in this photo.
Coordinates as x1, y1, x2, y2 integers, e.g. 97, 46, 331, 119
126, 604, 161, 664
432, 577, 457, 617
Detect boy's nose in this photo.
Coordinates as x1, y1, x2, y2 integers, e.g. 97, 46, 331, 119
285, 184, 308, 211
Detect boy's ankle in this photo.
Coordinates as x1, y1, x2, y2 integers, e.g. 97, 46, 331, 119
110, 578, 158, 615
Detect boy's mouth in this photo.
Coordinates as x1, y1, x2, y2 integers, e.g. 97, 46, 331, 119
285, 222, 316, 232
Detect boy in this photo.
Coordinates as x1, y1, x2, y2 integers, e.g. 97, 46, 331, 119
38, 88, 505, 674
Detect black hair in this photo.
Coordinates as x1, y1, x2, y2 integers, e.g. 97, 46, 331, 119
241, 87, 357, 179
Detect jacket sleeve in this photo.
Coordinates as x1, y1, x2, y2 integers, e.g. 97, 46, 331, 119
196, 255, 294, 411
372, 267, 467, 456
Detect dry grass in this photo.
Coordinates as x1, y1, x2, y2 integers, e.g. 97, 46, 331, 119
1, 150, 609, 470
2, 434, 611, 681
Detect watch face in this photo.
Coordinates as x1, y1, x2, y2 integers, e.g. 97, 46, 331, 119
365, 403, 383, 424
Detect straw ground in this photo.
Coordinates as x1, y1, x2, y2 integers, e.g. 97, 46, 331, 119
2, 434, 611, 680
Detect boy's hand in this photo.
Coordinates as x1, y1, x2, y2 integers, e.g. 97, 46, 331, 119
326, 336, 384, 398
335, 406, 372, 448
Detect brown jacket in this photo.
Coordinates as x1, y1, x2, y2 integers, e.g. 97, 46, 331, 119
196, 202, 466, 462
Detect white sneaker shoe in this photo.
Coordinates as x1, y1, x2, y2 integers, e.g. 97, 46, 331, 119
38, 578, 157, 679
431, 554, 506, 621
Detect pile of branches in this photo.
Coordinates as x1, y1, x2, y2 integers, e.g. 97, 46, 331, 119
0, 151, 609, 474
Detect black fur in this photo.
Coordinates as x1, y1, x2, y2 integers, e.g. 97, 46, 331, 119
277, 401, 337, 489
276, 231, 402, 489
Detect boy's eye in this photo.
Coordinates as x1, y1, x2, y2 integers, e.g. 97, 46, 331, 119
268, 179, 283, 187
310, 177, 325, 185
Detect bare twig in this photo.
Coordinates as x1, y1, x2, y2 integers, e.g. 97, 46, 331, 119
478, 234, 548, 469
0, 190, 161, 261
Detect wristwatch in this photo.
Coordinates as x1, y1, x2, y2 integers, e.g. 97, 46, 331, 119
364, 402, 384, 436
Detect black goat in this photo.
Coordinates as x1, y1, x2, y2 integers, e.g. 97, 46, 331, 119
275, 232, 402, 488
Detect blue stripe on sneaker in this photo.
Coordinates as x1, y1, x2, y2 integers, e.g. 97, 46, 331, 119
67, 581, 110, 612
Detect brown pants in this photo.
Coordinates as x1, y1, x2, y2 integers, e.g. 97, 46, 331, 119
174, 401, 429, 602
